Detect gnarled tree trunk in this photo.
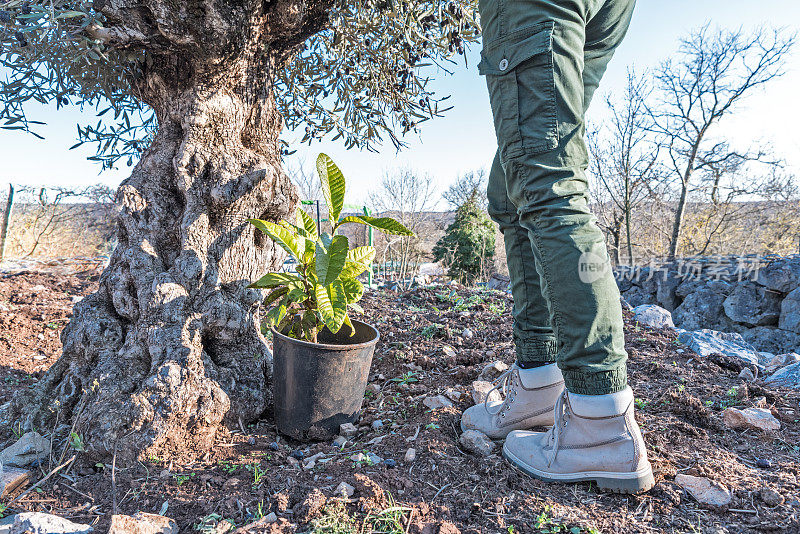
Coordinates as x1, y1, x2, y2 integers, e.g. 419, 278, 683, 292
1, 0, 331, 463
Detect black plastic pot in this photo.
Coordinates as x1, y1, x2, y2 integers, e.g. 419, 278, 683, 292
271, 319, 380, 441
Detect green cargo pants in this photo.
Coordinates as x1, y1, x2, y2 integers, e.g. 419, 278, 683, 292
481, 0, 635, 394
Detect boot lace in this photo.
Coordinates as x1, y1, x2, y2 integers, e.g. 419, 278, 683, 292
545, 390, 570, 467
484, 368, 519, 417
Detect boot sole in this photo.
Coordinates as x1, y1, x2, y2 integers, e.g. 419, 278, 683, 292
502, 444, 655, 494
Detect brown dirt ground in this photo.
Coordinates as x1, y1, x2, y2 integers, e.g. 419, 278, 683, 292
1, 272, 799, 533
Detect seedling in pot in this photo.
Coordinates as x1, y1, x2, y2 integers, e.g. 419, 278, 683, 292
249, 153, 413, 342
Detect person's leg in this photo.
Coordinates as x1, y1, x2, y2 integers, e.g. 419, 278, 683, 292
459, 151, 564, 439
477, 0, 653, 492
487, 152, 558, 367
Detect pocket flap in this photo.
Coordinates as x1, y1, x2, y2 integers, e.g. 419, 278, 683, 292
478, 22, 554, 76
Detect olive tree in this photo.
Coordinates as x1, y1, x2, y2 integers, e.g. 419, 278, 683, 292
0, 0, 479, 462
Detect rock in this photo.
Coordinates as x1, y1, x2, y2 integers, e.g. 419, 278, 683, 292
0, 432, 50, 467
722, 407, 780, 431
632, 305, 675, 329
756, 258, 800, 293
332, 436, 347, 448
108, 513, 178, 534
760, 487, 784, 506
487, 273, 510, 291
766, 353, 800, 373
620, 283, 657, 308
335, 481, 355, 498
779, 287, 800, 334
350, 452, 368, 463
765, 361, 800, 389
723, 282, 782, 327
339, 423, 358, 438
443, 388, 462, 402
462, 328, 474, 340
287, 457, 299, 468
674, 474, 733, 508
471, 381, 502, 405
741, 327, 800, 355
383, 458, 397, 468
9, 513, 93, 534
479, 361, 508, 381
268, 442, 279, 451
441, 345, 457, 358
370, 420, 384, 430
232, 514, 279, 533
289, 449, 304, 459
404, 448, 416, 463
673, 281, 732, 331
366, 453, 383, 465
656, 274, 682, 311
0, 466, 30, 498
756, 458, 772, 469
677, 329, 762, 368
458, 430, 494, 457
423, 395, 453, 410
738, 368, 756, 382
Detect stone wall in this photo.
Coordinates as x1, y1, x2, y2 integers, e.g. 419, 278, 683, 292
616, 255, 800, 355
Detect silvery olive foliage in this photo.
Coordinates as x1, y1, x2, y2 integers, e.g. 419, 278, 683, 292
0, 0, 481, 169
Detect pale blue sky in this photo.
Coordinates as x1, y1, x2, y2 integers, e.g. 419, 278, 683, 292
1, 0, 798, 207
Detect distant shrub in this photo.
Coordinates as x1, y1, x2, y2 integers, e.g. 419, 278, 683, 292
433, 191, 495, 284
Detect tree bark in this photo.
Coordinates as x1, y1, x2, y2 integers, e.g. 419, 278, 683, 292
1, 0, 331, 463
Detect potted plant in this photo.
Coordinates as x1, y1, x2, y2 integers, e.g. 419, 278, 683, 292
249, 153, 413, 441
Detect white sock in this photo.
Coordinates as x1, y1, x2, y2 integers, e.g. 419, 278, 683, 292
569, 386, 634, 417
517, 363, 563, 388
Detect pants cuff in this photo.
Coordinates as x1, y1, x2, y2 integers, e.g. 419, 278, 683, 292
514, 334, 558, 364
561, 367, 628, 395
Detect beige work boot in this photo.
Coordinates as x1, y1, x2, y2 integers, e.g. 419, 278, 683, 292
460, 364, 564, 439
502, 387, 655, 494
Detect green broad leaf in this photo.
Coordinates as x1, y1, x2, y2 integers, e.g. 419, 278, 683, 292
340, 261, 369, 279
315, 280, 348, 333
316, 153, 346, 226
248, 219, 302, 259
342, 314, 356, 337
342, 277, 365, 304
249, 272, 302, 289
349, 302, 365, 314
315, 234, 349, 286
301, 310, 319, 341
338, 215, 414, 236
297, 208, 318, 237
265, 302, 288, 327
347, 246, 376, 265
263, 286, 289, 307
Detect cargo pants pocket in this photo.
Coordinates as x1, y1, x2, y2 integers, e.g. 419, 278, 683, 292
479, 21, 559, 162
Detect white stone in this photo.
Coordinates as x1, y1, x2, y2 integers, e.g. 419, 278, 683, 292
674, 474, 733, 507
339, 423, 358, 438
722, 407, 780, 432
676, 329, 762, 369
0, 432, 50, 467
480, 361, 509, 381
404, 448, 416, 463
458, 430, 494, 457
462, 328, 474, 340
334, 481, 355, 498
108, 512, 178, 534
9, 512, 93, 534
738, 368, 756, 381
422, 395, 453, 410
766, 353, 800, 374
766, 361, 800, 389
633, 305, 675, 329
471, 381, 502, 405
442, 345, 457, 358
444, 388, 462, 402
332, 436, 347, 448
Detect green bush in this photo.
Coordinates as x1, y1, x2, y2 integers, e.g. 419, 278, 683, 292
433, 191, 495, 284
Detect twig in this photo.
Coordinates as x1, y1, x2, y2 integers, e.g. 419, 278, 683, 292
7, 455, 76, 507
728, 508, 758, 514
404, 508, 415, 534
111, 440, 118, 515
432, 483, 452, 502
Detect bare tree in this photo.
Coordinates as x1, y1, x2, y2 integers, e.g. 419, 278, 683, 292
369, 169, 437, 286
648, 24, 795, 258
443, 169, 487, 210
287, 157, 322, 202
590, 71, 661, 264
